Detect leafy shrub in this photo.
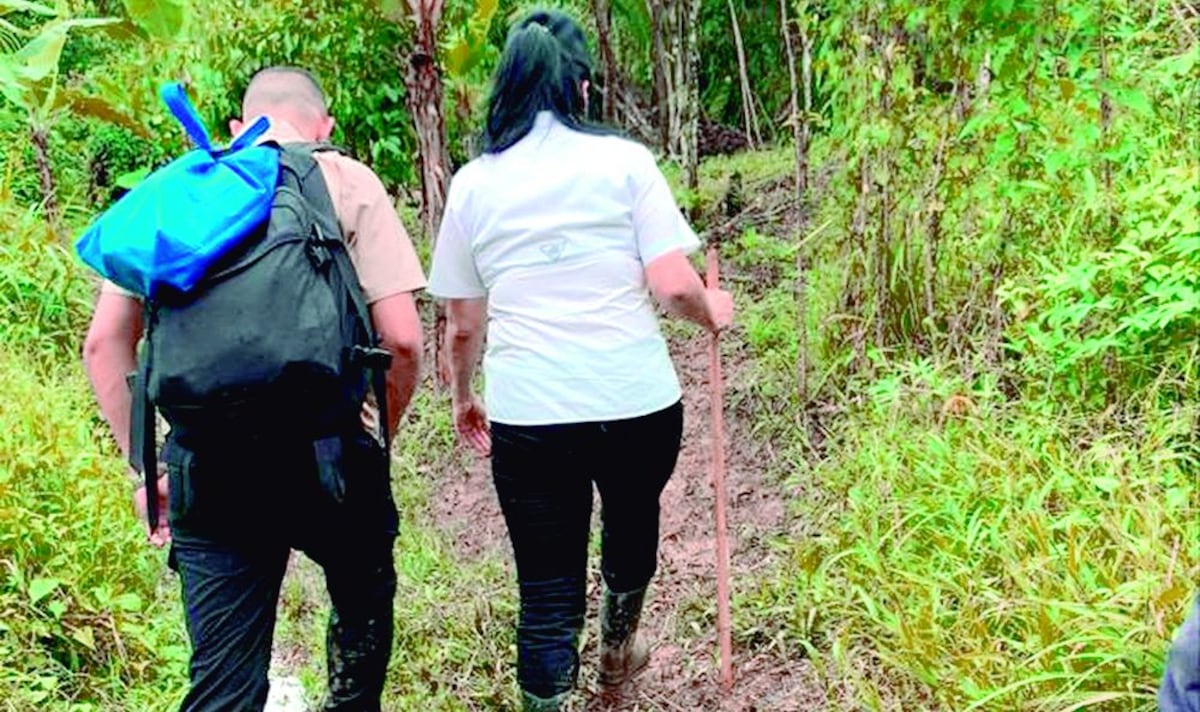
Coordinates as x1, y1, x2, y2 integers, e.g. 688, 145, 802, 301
194, 0, 414, 189
1006, 162, 1199, 404
0, 202, 94, 360
0, 344, 187, 708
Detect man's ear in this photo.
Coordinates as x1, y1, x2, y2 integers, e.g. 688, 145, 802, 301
317, 116, 335, 142
228, 119, 244, 138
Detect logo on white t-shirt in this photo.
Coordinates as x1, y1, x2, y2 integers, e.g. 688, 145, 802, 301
539, 239, 566, 262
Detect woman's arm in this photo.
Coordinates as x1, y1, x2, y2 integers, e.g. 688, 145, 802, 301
445, 297, 491, 455
645, 249, 734, 332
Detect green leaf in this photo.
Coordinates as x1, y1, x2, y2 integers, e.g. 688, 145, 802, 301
121, 0, 184, 40
445, 36, 472, 78
27, 577, 59, 604
11, 20, 71, 86
58, 90, 151, 138
1081, 167, 1098, 205
1155, 46, 1198, 80
113, 592, 142, 612
1090, 476, 1119, 494
378, 0, 406, 23
0, 60, 27, 110
0, 0, 56, 16
474, 0, 498, 25
115, 166, 150, 189
0, 17, 120, 115
70, 625, 95, 650
1112, 87, 1152, 117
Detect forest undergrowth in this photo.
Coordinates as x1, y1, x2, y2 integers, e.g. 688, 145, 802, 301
1, 0, 1196, 710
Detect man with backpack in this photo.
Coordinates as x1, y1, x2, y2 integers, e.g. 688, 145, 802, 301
81, 67, 425, 711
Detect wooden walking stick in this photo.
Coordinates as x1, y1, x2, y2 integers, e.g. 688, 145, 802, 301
706, 246, 734, 691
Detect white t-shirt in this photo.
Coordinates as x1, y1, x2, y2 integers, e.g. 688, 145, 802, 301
428, 112, 701, 425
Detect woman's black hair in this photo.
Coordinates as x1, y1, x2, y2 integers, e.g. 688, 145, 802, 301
482, 9, 612, 154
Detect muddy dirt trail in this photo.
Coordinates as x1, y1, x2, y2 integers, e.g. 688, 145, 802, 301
433, 326, 825, 711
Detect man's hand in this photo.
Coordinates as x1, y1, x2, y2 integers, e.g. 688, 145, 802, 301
361, 400, 381, 435
132, 472, 171, 547
453, 394, 491, 456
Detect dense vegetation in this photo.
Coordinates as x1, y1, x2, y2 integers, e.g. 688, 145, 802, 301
0, 0, 1195, 710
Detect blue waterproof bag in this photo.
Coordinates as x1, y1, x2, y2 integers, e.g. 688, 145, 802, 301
75, 83, 281, 297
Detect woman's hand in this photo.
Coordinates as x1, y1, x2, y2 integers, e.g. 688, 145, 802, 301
453, 394, 492, 456
703, 288, 735, 332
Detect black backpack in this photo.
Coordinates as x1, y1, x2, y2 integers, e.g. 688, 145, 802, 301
130, 144, 392, 532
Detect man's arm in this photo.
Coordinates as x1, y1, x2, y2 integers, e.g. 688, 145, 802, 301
82, 291, 143, 458
370, 291, 423, 439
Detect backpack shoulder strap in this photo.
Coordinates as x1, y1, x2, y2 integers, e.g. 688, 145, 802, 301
277, 145, 392, 451
130, 302, 160, 533
288, 141, 350, 158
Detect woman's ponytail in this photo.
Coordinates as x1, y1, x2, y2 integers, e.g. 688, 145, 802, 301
482, 10, 608, 154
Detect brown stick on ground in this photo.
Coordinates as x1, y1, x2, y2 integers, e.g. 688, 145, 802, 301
705, 246, 734, 692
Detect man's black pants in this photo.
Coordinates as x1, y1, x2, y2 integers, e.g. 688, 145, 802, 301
164, 428, 398, 712
490, 401, 684, 698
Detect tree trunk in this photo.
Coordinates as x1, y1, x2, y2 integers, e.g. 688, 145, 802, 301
780, 0, 802, 196
728, 0, 759, 149
404, 0, 451, 384
680, 0, 701, 194
799, 1, 813, 198
976, 50, 992, 109
1098, 0, 1114, 226
30, 126, 58, 227
845, 156, 870, 370
844, 10, 872, 372
648, 0, 671, 152
592, 0, 621, 125
781, 0, 808, 403
922, 126, 948, 341
873, 23, 893, 350
666, 0, 685, 161
649, 0, 700, 188
405, 0, 449, 240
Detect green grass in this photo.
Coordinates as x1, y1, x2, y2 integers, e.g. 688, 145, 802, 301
383, 389, 519, 711
741, 353, 1198, 711
0, 345, 189, 711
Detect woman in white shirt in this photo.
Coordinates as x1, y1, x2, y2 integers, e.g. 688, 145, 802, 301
428, 10, 733, 711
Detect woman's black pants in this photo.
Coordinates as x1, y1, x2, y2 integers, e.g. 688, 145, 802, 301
490, 401, 684, 698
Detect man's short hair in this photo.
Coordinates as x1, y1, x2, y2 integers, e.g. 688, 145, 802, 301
242, 66, 329, 117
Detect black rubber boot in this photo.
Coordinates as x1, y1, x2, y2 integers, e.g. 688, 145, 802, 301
598, 586, 650, 687
521, 690, 568, 712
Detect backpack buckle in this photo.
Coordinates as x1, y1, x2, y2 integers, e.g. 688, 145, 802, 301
351, 345, 393, 369
307, 224, 343, 271
305, 234, 332, 271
